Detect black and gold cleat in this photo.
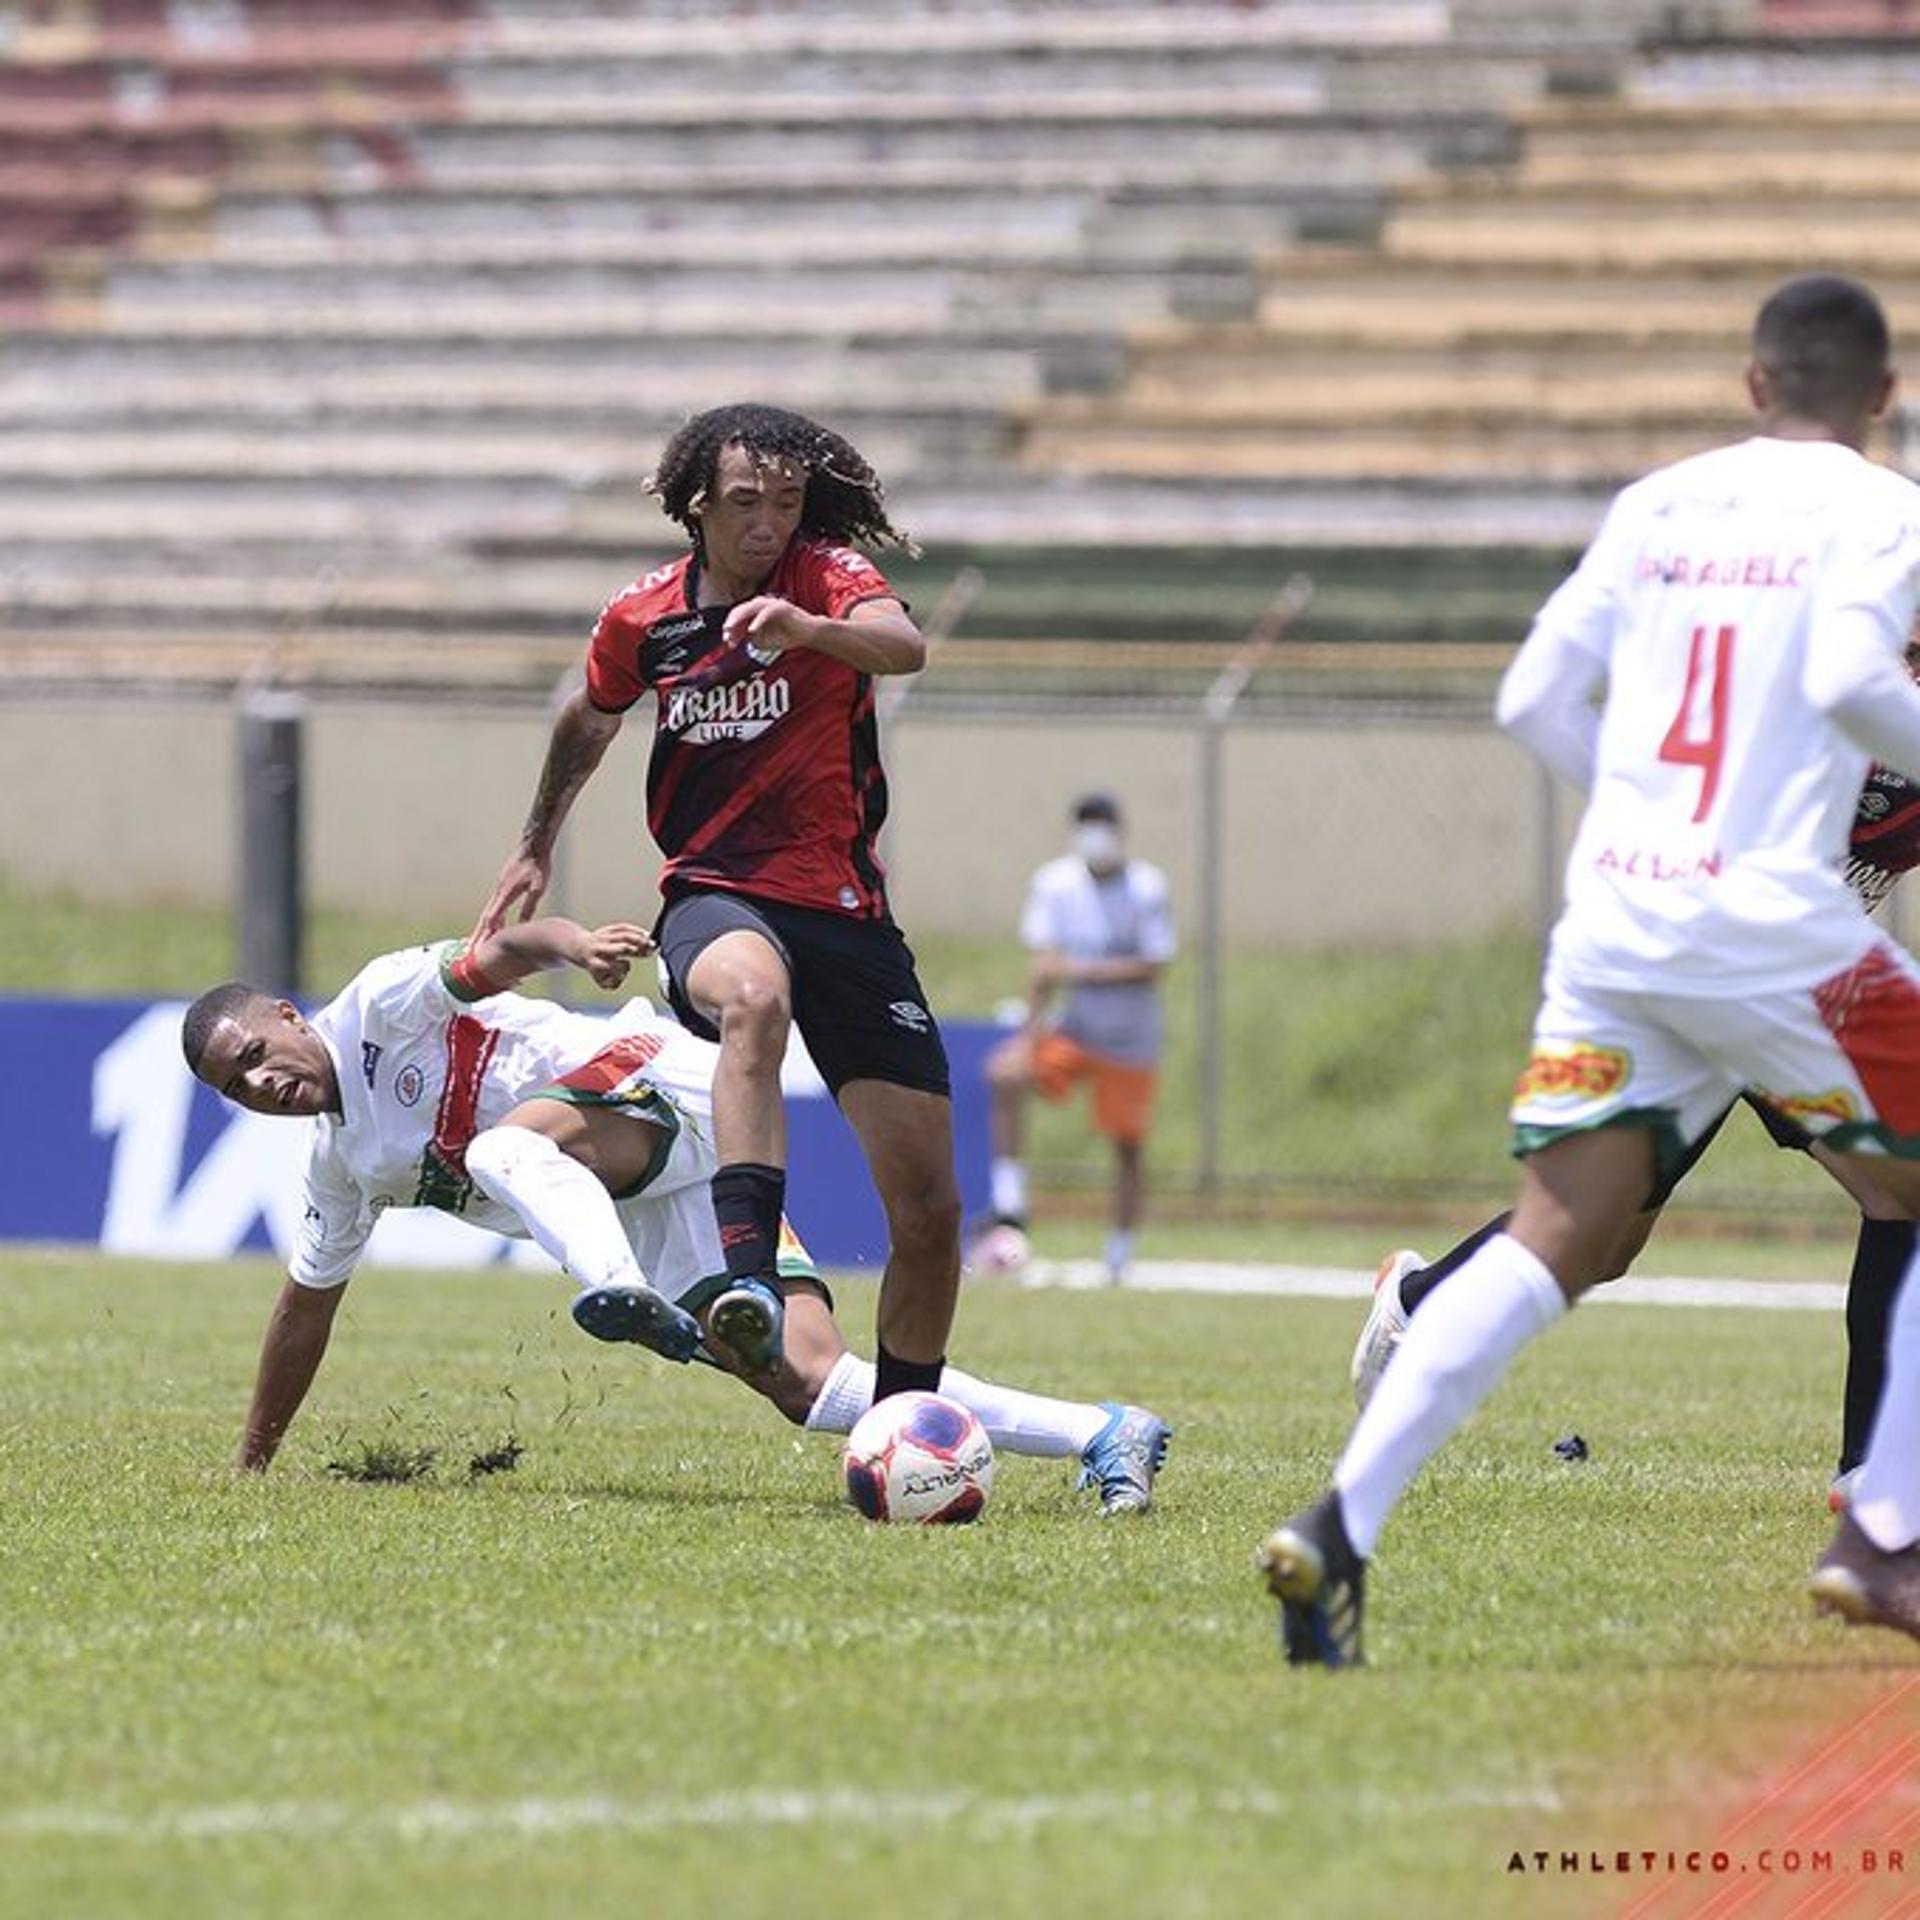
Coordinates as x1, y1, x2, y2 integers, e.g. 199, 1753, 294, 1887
1258, 1491, 1367, 1669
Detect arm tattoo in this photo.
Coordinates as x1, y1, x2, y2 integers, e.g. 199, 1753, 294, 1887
520, 712, 609, 854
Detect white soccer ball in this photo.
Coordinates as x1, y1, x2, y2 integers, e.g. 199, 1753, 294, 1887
842, 1391, 994, 1525
969, 1222, 1031, 1275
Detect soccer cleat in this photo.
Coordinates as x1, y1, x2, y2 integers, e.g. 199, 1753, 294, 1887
1076, 1401, 1172, 1513
1828, 1467, 1860, 1514
1350, 1249, 1420, 1412
1258, 1491, 1367, 1669
570, 1282, 702, 1363
1809, 1510, 1920, 1643
707, 1275, 785, 1375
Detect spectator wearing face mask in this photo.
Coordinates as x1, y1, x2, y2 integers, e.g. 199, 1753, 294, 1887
976, 794, 1178, 1284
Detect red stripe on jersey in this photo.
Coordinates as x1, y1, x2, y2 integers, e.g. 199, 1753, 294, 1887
1812, 942, 1920, 1134
554, 1029, 668, 1096
431, 1015, 500, 1174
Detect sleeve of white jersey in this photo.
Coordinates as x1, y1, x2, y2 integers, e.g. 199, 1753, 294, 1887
1137, 865, 1178, 963
1494, 504, 1628, 791
288, 1137, 374, 1290
1805, 498, 1920, 778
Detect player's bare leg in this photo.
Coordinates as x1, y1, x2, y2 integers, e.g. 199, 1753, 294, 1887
838, 1077, 962, 1399
682, 928, 793, 1372
1109, 1137, 1144, 1283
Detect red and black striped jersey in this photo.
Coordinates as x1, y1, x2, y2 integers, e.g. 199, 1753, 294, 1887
584, 540, 901, 918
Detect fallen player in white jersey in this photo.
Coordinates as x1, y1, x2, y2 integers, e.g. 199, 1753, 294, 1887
181, 915, 1170, 1511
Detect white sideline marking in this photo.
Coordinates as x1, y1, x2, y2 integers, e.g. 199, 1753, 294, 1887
1020, 1259, 1847, 1314
0, 1782, 1564, 1845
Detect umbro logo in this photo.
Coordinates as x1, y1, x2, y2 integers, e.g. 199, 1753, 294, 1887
888, 1000, 931, 1034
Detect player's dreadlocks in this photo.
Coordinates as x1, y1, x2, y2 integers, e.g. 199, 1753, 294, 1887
646, 403, 911, 552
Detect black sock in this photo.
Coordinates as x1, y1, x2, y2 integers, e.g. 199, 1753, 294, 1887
1840, 1217, 1915, 1474
1400, 1212, 1513, 1316
875, 1344, 945, 1402
712, 1161, 785, 1285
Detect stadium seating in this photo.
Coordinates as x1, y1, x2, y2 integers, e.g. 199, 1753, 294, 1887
1, 0, 1916, 691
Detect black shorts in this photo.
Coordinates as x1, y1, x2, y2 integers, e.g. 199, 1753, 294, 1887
655, 887, 951, 1100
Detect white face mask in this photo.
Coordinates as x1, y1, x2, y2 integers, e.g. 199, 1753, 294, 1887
1074, 823, 1123, 870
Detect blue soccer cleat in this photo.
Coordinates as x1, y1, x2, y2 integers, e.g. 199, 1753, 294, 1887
1076, 1401, 1172, 1514
1258, 1491, 1367, 1669
707, 1275, 785, 1375
570, 1282, 702, 1363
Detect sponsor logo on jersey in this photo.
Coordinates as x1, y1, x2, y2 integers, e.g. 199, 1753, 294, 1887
664, 674, 792, 745
644, 610, 719, 680
394, 1063, 426, 1107
1755, 1087, 1859, 1128
888, 1000, 931, 1034
1513, 1042, 1630, 1105
360, 1041, 383, 1089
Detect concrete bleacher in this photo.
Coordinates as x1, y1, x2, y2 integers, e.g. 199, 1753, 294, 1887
1, 0, 1581, 691
3, 0, 1915, 694
1021, 36, 1920, 503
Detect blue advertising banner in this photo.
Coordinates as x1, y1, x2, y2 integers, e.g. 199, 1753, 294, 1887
0, 996, 994, 1274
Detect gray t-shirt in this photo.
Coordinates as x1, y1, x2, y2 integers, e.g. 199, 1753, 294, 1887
1020, 855, 1177, 1065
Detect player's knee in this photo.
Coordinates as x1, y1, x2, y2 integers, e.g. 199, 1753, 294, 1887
714, 976, 791, 1049
465, 1124, 549, 1189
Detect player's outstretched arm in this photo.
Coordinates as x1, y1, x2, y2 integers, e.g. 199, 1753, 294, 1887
721, 595, 924, 675
464, 918, 654, 994
237, 1278, 346, 1471
475, 690, 625, 938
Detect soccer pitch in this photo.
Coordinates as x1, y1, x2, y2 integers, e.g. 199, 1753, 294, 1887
2, 1245, 1915, 1920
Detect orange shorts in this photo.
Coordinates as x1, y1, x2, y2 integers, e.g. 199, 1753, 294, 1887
1028, 1031, 1159, 1146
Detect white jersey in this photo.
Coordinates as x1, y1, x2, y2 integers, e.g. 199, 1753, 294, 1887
291, 944, 720, 1289
1020, 855, 1177, 1064
1515, 436, 1920, 996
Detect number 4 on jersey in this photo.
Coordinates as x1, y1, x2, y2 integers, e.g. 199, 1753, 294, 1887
1658, 624, 1736, 823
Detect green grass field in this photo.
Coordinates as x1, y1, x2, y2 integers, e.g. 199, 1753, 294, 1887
4, 1237, 1914, 1920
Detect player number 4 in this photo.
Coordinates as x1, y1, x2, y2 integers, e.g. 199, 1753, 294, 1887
1658, 623, 1736, 823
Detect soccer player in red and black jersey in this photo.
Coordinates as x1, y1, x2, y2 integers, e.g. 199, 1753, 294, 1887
477, 405, 962, 1404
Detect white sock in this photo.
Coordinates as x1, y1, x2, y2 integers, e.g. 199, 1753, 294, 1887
1852, 1241, 1920, 1550
1105, 1228, 1134, 1276
990, 1157, 1028, 1222
465, 1126, 645, 1295
802, 1352, 1105, 1457
1334, 1232, 1567, 1557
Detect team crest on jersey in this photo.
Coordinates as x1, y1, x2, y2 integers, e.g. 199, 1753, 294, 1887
1513, 1042, 1629, 1105
394, 1063, 426, 1107
664, 675, 792, 744
1756, 1087, 1858, 1128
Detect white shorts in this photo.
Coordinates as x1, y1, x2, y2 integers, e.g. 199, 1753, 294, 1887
540, 1026, 817, 1309
1511, 937, 1920, 1176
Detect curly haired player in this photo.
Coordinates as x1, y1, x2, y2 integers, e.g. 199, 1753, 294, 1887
476, 406, 1169, 1497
